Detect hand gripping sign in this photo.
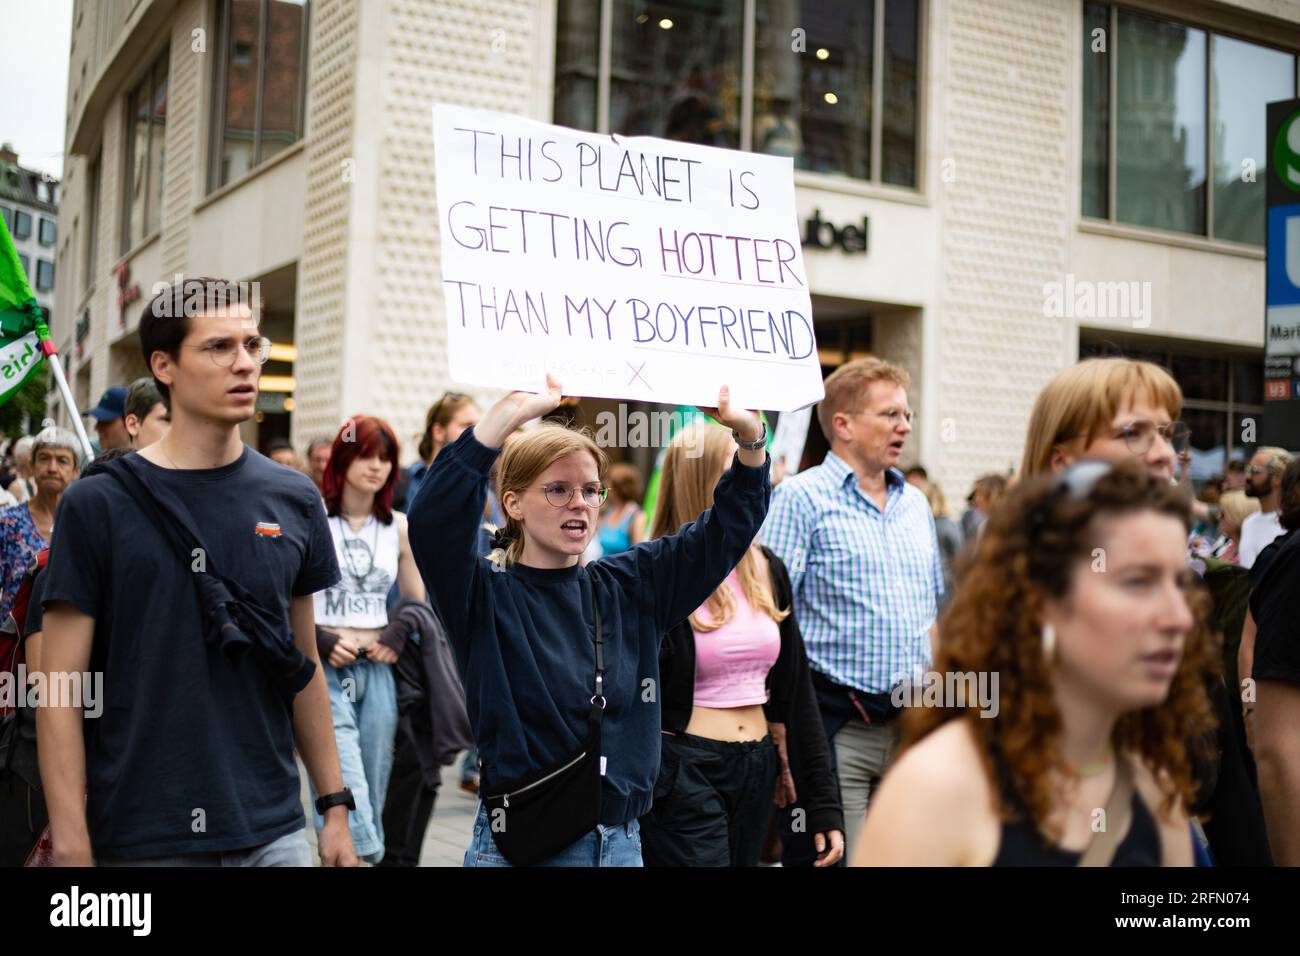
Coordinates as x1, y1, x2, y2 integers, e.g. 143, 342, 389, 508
433, 105, 823, 412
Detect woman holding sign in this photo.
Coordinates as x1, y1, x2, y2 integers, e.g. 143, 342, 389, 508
408, 375, 770, 867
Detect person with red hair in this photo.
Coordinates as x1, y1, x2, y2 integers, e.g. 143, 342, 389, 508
311, 415, 425, 863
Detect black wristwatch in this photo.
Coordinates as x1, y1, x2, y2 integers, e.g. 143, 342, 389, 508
315, 787, 356, 815
733, 421, 767, 452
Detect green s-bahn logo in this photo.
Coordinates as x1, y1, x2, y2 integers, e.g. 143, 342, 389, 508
1274, 108, 1300, 193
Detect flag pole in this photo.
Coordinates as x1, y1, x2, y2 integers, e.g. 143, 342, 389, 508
35, 319, 94, 464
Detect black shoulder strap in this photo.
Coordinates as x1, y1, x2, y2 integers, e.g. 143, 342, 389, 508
100, 456, 212, 572
589, 576, 605, 728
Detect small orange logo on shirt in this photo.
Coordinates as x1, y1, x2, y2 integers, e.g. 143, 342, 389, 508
254, 522, 282, 538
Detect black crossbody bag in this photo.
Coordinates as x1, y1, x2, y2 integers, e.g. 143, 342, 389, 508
480, 582, 604, 866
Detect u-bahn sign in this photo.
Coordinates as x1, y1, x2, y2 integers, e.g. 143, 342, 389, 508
1266, 98, 1300, 401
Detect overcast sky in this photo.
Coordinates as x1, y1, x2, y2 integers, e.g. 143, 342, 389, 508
0, 0, 74, 180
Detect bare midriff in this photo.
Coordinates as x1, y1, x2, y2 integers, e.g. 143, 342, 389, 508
320, 625, 382, 652
685, 703, 769, 742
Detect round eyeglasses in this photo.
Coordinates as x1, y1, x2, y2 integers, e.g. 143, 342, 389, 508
539, 482, 608, 508
186, 335, 273, 368
1117, 419, 1190, 456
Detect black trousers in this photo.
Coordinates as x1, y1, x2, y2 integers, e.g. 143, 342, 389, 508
377, 716, 439, 867
640, 733, 779, 867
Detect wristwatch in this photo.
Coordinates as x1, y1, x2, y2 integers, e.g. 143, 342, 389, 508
733, 421, 767, 452
315, 787, 356, 815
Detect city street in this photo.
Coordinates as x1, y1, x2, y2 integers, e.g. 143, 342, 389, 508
300, 757, 476, 867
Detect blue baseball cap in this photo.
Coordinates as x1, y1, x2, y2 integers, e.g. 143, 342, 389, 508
85, 386, 129, 422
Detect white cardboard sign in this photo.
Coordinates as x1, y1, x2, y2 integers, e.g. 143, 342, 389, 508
432, 104, 823, 411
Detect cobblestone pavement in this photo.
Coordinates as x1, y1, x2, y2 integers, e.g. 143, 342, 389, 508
300, 755, 477, 867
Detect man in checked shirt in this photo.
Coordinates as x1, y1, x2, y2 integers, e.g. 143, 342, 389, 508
763, 357, 944, 863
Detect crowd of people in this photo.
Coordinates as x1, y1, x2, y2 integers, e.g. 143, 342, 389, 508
0, 274, 1297, 869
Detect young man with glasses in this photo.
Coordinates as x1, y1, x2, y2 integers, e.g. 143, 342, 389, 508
762, 357, 945, 863
37, 278, 357, 866
1239, 447, 1296, 570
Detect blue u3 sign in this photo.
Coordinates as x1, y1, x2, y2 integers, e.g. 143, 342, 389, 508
1266, 204, 1300, 358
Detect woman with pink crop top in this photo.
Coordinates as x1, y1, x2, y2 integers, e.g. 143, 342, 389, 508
641, 424, 845, 867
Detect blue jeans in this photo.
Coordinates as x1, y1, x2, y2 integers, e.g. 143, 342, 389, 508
461, 747, 479, 785
99, 828, 312, 867
311, 659, 397, 863
464, 802, 643, 867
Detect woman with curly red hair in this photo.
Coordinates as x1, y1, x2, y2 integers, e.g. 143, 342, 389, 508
1016, 357, 1270, 865
311, 415, 425, 863
851, 460, 1216, 865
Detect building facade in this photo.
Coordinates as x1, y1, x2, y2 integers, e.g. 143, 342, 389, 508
55, 0, 1300, 499
1, 144, 59, 321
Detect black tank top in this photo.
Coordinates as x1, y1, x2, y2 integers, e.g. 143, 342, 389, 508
991, 754, 1162, 867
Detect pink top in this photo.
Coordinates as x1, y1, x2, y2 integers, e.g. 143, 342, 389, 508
692, 571, 781, 708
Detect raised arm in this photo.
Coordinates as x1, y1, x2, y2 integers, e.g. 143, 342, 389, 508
407, 375, 562, 643
608, 386, 770, 633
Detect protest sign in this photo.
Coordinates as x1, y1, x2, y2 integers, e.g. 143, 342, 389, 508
432, 104, 823, 411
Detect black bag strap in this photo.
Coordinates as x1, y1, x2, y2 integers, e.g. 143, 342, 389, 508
101, 456, 218, 576
588, 577, 605, 729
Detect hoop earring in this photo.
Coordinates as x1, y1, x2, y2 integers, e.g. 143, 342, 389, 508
1041, 622, 1056, 665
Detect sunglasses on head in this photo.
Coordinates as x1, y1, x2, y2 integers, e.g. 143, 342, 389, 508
1027, 460, 1115, 540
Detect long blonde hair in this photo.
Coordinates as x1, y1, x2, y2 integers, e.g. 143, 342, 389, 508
1020, 358, 1182, 479
649, 424, 788, 631
490, 423, 608, 568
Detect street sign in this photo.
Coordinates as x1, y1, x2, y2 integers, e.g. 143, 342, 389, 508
1265, 99, 1300, 402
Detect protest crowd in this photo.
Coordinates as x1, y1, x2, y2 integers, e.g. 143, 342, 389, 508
0, 274, 1296, 871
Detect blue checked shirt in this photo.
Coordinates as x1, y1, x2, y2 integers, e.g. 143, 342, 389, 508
761, 451, 944, 694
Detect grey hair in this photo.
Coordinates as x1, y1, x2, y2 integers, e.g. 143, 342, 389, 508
12, 435, 34, 462
32, 427, 84, 468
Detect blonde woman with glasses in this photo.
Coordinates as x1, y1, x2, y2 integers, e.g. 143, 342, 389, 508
408, 377, 771, 867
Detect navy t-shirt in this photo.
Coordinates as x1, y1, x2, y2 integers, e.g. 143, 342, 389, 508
41, 448, 339, 861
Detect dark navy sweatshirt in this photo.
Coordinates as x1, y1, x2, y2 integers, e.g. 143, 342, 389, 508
407, 427, 771, 826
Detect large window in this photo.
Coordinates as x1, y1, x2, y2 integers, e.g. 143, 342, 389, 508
35, 259, 53, 293
211, 0, 310, 190
1082, 3, 1296, 244
122, 51, 169, 252
12, 210, 31, 240
38, 217, 55, 246
1081, 334, 1265, 478
555, 0, 921, 187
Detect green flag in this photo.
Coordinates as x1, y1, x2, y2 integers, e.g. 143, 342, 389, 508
0, 218, 45, 406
